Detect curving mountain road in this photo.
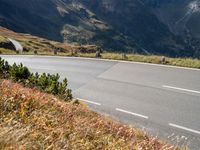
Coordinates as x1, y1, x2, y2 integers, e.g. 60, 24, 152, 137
1, 55, 200, 149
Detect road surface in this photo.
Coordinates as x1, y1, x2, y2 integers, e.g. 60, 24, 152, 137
1, 55, 200, 149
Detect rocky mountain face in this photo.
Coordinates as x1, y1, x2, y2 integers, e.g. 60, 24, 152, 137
144, 0, 200, 38
0, 0, 199, 57
143, 0, 200, 57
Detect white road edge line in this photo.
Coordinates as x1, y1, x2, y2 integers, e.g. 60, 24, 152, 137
169, 123, 200, 135
30, 67, 57, 71
4, 55, 200, 71
163, 85, 200, 94
76, 98, 101, 106
116, 108, 149, 119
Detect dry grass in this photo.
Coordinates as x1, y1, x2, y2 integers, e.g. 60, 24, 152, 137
0, 80, 179, 150
36, 52, 200, 69
72, 53, 200, 69
0, 35, 7, 43
0, 48, 16, 54
114, 53, 200, 69
0, 26, 99, 53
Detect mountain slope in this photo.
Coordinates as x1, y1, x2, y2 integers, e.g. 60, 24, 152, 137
144, 0, 200, 39
0, 26, 100, 54
0, 0, 198, 57
142, 0, 200, 57
81, 0, 187, 55
0, 0, 66, 41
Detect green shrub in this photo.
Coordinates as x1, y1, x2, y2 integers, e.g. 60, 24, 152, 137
34, 50, 38, 55
0, 57, 72, 101
0, 57, 10, 78
9, 63, 31, 81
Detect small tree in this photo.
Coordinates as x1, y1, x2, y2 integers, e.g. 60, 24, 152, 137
9, 63, 31, 81
0, 58, 9, 77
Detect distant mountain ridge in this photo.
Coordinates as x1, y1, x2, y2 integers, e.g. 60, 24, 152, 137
0, 0, 199, 57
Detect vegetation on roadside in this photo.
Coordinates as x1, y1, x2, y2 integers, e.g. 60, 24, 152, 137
14, 51, 200, 69
0, 48, 16, 54
56, 52, 200, 69
0, 80, 179, 150
0, 57, 72, 101
101, 53, 200, 69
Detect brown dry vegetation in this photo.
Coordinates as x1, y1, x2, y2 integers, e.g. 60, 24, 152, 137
0, 26, 99, 54
0, 80, 179, 150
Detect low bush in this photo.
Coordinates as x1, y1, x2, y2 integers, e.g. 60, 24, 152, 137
34, 50, 38, 54
0, 57, 72, 101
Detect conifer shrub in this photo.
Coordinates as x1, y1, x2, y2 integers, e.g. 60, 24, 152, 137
0, 57, 10, 78
34, 50, 38, 55
9, 63, 31, 81
0, 57, 72, 101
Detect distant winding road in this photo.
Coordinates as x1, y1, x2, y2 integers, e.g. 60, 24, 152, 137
8, 38, 23, 52
1, 55, 200, 149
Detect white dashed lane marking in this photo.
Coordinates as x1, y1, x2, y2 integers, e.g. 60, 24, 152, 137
163, 85, 200, 94
169, 123, 200, 135
116, 108, 149, 119
77, 98, 101, 106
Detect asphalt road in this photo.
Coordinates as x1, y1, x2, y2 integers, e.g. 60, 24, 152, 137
1, 55, 200, 149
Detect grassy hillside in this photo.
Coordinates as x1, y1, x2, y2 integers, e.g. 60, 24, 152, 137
0, 80, 179, 150
0, 26, 100, 54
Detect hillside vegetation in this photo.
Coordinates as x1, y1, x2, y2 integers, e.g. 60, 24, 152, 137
0, 80, 179, 150
0, 26, 100, 54
0, 57, 72, 101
